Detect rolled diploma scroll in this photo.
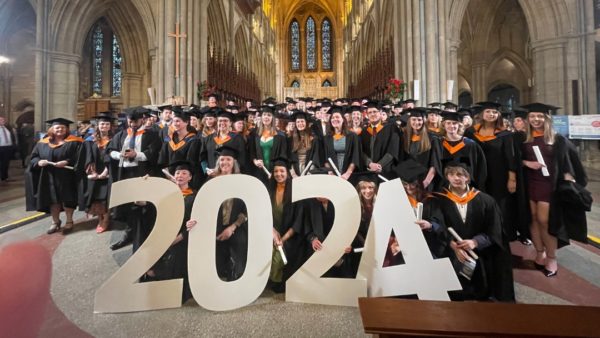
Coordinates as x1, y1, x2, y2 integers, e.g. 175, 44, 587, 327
416, 202, 423, 220
353, 247, 364, 253
327, 158, 342, 177
532, 145, 550, 177
161, 168, 176, 182
277, 245, 288, 265
300, 160, 313, 176
378, 174, 389, 182
262, 165, 272, 179
47, 161, 74, 170
448, 227, 479, 260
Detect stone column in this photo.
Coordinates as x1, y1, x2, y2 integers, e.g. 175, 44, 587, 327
122, 72, 144, 107
471, 62, 488, 102
34, 0, 50, 130
530, 39, 567, 108
46, 51, 81, 121
447, 39, 460, 102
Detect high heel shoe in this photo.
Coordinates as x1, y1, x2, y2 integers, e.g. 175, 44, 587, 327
47, 220, 62, 234
62, 221, 74, 234
543, 269, 558, 277
533, 262, 545, 270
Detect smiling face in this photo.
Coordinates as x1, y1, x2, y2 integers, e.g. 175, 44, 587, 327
443, 120, 460, 136
513, 117, 526, 131
330, 113, 344, 131
172, 117, 188, 133
273, 165, 288, 183
482, 108, 499, 124
217, 117, 231, 133
52, 124, 68, 138
447, 169, 470, 191
367, 108, 381, 125
359, 182, 376, 201
97, 121, 111, 134
409, 116, 424, 131
261, 112, 273, 127
528, 112, 546, 130
295, 118, 306, 131
218, 155, 234, 174
427, 113, 440, 124
161, 109, 173, 123
233, 120, 245, 133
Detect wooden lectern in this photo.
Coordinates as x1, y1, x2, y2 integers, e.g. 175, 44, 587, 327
358, 297, 600, 337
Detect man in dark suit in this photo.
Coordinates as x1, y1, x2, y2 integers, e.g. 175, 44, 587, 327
0, 116, 17, 182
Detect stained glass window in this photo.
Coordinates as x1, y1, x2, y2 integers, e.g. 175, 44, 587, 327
112, 35, 122, 97
92, 25, 103, 94
306, 16, 316, 70
291, 80, 300, 88
290, 20, 300, 71
322, 18, 332, 70
322, 80, 332, 87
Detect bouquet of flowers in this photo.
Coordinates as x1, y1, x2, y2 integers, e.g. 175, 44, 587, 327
196, 80, 217, 101
384, 78, 407, 101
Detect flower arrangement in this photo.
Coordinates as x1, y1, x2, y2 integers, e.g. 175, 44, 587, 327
196, 80, 217, 101
384, 78, 407, 101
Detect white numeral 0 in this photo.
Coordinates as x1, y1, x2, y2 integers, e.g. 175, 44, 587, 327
187, 175, 273, 311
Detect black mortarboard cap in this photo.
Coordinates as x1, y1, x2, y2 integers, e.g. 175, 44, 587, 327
442, 157, 471, 174
475, 101, 501, 110
173, 109, 191, 122
291, 110, 309, 121
395, 158, 428, 183
365, 100, 380, 109
272, 157, 289, 168
259, 105, 275, 115
457, 108, 472, 118
520, 103, 560, 115
216, 144, 239, 159
403, 99, 417, 104
406, 107, 427, 119
207, 93, 220, 101
126, 108, 143, 120
217, 110, 234, 121
443, 101, 458, 111
226, 105, 240, 111
232, 112, 247, 123
92, 112, 116, 122
158, 104, 173, 111
353, 171, 379, 184
46, 118, 74, 126
168, 160, 193, 173
320, 101, 332, 108
441, 111, 461, 122
326, 106, 343, 115
513, 107, 528, 119
203, 107, 218, 118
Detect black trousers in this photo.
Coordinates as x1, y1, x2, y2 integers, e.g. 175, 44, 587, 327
0, 146, 13, 180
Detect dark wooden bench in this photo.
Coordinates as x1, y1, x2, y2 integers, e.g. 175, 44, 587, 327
358, 297, 600, 337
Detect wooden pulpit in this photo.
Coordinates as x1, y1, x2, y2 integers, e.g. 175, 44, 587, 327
358, 297, 600, 337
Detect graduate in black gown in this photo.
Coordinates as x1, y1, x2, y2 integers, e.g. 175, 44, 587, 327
435, 162, 515, 302
200, 109, 247, 178
249, 106, 288, 184
288, 110, 320, 177
211, 146, 249, 281
267, 158, 304, 292
149, 161, 196, 302
83, 112, 115, 233
26, 118, 84, 234
105, 110, 161, 251
305, 195, 339, 276
464, 102, 521, 242
322, 106, 361, 182
359, 100, 400, 179
438, 111, 487, 191
400, 108, 442, 190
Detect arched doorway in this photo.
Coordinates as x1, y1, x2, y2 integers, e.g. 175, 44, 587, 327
488, 84, 520, 111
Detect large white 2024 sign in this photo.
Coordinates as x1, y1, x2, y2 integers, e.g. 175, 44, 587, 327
94, 175, 461, 313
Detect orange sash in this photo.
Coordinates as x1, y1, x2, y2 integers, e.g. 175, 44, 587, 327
411, 134, 421, 142
442, 188, 479, 205
366, 123, 383, 136
214, 134, 231, 145
443, 139, 465, 155
96, 136, 110, 150
533, 130, 544, 138
407, 195, 418, 208
169, 132, 196, 151
181, 187, 194, 197
39, 134, 83, 148
333, 133, 344, 141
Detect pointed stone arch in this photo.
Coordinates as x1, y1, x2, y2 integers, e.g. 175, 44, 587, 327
207, 0, 229, 53
234, 25, 249, 69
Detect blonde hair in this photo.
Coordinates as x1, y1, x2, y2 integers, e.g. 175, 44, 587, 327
524, 113, 556, 145
214, 156, 241, 175
356, 181, 378, 205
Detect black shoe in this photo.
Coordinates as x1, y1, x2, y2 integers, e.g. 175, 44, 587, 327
110, 237, 132, 250
543, 268, 558, 277
519, 238, 533, 246
533, 262, 545, 270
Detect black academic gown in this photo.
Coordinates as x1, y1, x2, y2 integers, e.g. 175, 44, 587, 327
521, 134, 589, 247
82, 137, 112, 210
304, 199, 346, 277
200, 132, 247, 175
153, 190, 195, 302
25, 135, 84, 212
435, 189, 515, 302
158, 131, 203, 188
359, 123, 400, 178
438, 137, 487, 191
511, 131, 532, 239
249, 130, 287, 182
215, 197, 248, 281
287, 134, 321, 175
322, 131, 361, 174
464, 127, 520, 241
268, 179, 305, 281
105, 127, 161, 180
400, 132, 443, 186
